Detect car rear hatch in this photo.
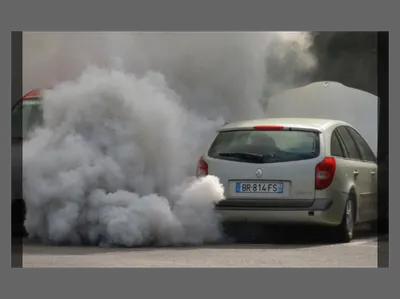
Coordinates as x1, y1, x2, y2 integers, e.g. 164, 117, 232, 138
203, 124, 323, 209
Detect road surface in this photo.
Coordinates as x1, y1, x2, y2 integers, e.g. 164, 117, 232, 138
22, 227, 387, 268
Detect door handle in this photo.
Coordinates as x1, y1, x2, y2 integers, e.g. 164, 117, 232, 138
371, 171, 376, 176
353, 170, 359, 176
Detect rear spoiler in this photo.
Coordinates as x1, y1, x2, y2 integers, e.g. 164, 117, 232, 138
218, 126, 322, 133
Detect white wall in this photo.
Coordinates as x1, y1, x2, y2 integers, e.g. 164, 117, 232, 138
265, 81, 378, 154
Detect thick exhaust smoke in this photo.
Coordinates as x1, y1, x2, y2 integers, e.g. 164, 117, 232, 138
22, 32, 316, 246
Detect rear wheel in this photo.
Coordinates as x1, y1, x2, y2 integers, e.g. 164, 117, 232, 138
332, 198, 355, 243
12, 199, 27, 237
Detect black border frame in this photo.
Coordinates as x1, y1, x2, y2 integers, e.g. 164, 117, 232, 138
377, 31, 389, 268
11, 31, 23, 268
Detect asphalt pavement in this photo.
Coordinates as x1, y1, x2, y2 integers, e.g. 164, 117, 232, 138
22, 226, 386, 268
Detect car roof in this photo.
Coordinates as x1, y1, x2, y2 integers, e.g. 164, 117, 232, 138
219, 117, 351, 132
22, 88, 43, 100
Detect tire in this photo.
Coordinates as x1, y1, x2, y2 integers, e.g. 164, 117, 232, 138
11, 199, 27, 237
332, 198, 355, 243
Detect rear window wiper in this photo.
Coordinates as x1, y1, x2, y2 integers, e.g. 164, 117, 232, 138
218, 152, 264, 162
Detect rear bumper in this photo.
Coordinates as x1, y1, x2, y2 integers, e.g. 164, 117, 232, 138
214, 197, 345, 226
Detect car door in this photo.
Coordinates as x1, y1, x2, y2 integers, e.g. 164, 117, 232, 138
12, 100, 24, 201
329, 128, 355, 194
345, 126, 378, 221
335, 126, 371, 223
12, 98, 43, 201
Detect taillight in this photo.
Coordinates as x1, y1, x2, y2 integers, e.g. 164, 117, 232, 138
315, 157, 336, 190
196, 156, 208, 177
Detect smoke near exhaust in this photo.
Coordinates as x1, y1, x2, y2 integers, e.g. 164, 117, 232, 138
22, 32, 316, 246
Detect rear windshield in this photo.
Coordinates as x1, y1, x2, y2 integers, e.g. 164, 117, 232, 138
208, 129, 320, 163
12, 99, 43, 139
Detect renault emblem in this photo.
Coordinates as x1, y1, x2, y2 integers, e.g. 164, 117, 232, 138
256, 168, 262, 178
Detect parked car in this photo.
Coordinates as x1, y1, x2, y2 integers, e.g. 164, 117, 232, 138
12, 88, 44, 236
264, 81, 388, 235
197, 117, 379, 243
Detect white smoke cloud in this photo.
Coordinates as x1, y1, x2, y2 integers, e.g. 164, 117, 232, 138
22, 32, 316, 246
23, 32, 316, 120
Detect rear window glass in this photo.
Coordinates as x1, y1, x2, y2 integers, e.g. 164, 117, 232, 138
208, 129, 320, 163
12, 99, 43, 139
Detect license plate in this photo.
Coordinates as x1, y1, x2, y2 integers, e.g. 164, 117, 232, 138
235, 182, 284, 193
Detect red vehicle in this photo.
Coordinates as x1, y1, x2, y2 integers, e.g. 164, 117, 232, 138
12, 89, 44, 236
